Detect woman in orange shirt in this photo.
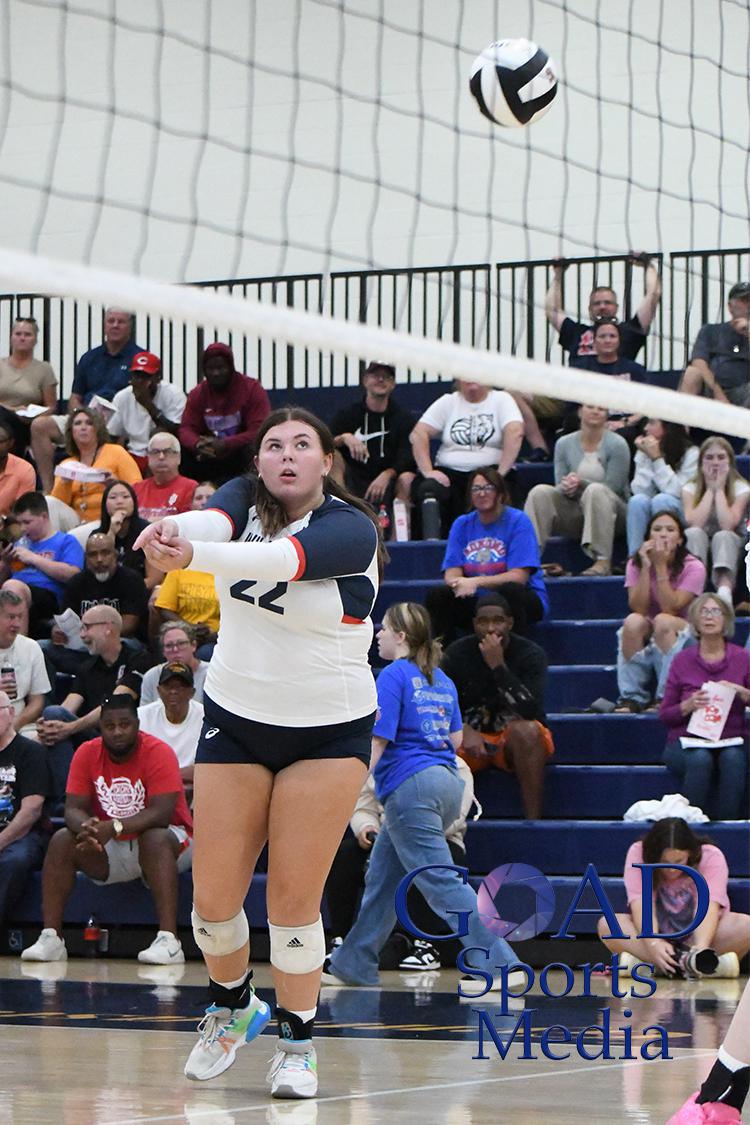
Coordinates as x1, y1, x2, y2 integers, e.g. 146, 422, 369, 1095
50, 407, 141, 521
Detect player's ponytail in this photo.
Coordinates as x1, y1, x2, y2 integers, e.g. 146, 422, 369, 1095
254, 406, 388, 574
384, 602, 442, 683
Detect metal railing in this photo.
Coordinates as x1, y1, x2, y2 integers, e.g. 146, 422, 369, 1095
0, 247, 747, 396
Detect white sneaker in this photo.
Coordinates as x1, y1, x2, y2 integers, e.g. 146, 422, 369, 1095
137, 931, 185, 965
267, 1041, 318, 1099
184, 993, 272, 1081
399, 940, 441, 971
617, 952, 639, 974
713, 951, 740, 978
21, 929, 67, 962
458, 967, 527, 1004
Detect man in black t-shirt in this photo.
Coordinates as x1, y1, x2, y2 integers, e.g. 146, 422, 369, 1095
441, 595, 553, 821
36, 604, 155, 808
0, 689, 50, 923
545, 253, 662, 366
62, 533, 148, 637
680, 281, 750, 405
330, 362, 415, 521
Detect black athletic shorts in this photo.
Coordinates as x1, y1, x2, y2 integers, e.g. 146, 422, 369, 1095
195, 693, 375, 772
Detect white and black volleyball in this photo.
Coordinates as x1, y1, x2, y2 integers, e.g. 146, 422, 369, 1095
469, 39, 558, 128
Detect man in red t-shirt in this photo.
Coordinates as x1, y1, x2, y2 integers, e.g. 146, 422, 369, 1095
134, 432, 196, 522
21, 694, 193, 966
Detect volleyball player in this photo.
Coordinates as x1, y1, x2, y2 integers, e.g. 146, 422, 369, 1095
135, 407, 382, 1100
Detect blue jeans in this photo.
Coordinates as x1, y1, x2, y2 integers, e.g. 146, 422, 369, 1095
626, 493, 683, 556
0, 830, 46, 926
616, 625, 692, 706
328, 765, 519, 985
663, 739, 749, 820
42, 705, 80, 814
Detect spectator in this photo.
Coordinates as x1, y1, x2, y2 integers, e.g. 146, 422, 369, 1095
139, 621, 209, 705
94, 479, 156, 587
151, 568, 219, 652
660, 594, 750, 820
524, 404, 631, 576
567, 319, 648, 444
138, 661, 204, 797
191, 481, 216, 510
615, 510, 705, 712
441, 595, 552, 820
597, 817, 749, 978
324, 757, 475, 969
330, 361, 415, 521
682, 436, 750, 606
179, 342, 270, 484
679, 282, 750, 405
133, 433, 196, 522
22, 694, 192, 965
30, 308, 143, 491
0, 420, 36, 516
426, 466, 548, 645
323, 602, 520, 991
0, 316, 57, 452
107, 351, 186, 472
0, 689, 51, 935
36, 605, 155, 808
627, 421, 699, 555
0, 589, 51, 734
545, 253, 662, 364
409, 380, 524, 537
0, 491, 84, 633
50, 407, 142, 522
55, 531, 149, 646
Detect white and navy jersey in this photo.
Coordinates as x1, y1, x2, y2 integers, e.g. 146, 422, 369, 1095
169, 477, 379, 727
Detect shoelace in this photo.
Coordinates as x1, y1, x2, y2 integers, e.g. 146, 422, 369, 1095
196, 1006, 233, 1046
267, 1049, 312, 1081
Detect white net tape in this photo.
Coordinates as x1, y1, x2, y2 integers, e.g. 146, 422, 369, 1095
1, 246, 749, 440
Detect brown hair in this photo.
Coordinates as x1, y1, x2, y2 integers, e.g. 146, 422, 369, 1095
383, 602, 442, 683
691, 435, 743, 505
254, 406, 388, 572
640, 817, 714, 888
64, 407, 110, 458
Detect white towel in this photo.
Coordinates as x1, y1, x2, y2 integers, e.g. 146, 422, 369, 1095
623, 792, 708, 823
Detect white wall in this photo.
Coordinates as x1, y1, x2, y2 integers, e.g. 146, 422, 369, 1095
0, 0, 748, 385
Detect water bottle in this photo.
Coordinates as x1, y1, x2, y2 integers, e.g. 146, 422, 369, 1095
421, 496, 441, 540
377, 504, 390, 533
84, 914, 102, 957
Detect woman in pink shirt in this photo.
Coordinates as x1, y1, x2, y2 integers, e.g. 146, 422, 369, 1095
615, 510, 706, 711
597, 817, 750, 978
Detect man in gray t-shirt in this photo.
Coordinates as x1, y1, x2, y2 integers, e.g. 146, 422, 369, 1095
139, 620, 209, 705
680, 282, 750, 405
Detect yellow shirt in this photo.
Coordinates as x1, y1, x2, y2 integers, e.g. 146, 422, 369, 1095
51, 443, 142, 520
155, 569, 220, 633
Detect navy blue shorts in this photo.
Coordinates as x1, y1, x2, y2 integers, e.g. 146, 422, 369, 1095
195, 694, 375, 772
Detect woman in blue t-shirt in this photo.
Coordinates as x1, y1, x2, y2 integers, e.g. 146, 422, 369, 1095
426, 465, 548, 646
323, 601, 522, 995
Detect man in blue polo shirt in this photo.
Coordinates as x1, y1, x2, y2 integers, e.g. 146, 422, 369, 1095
30, 308, 145, 491
0, 492, 83, 633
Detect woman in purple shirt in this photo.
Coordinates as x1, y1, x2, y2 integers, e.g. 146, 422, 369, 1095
660, 593, 750, 820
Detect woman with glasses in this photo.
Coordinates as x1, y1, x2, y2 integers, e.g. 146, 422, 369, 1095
682, 435, 750, 608
615, 509, 705, 713
425, 465, 547, 646
524, 403, 631, 576
659, 593, 750, 820
139, 622, 209, 706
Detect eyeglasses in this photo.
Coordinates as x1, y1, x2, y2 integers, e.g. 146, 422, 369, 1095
163, 640, 191, 651
150, 448, 179, 457
698, 606, 723, 617
470, 484, 497, 494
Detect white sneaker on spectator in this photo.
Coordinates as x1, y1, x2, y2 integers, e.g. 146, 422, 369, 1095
713, 952, 740, 978
137, 931, 185, 965
267, 1041, 318, 1099
458, 968, 527, 1004
399, 940, 441, 971
21, 929, 67, 962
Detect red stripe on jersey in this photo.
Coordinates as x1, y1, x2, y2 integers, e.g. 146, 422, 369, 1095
341, 614, 365, 624
288, 536, 306, 580
206, 507, 236, 536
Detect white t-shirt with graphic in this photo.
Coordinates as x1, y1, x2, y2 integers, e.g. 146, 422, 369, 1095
419, 390, 522, 472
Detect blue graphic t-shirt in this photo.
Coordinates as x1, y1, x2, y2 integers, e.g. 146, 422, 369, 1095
441, 507, 549, 615
372, 659, 462, 802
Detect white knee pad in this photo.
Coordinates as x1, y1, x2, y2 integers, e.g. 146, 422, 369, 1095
191, 907, 249, 957
268, 915, 325, 974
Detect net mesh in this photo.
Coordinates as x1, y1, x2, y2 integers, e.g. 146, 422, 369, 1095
0, 0, 748, 415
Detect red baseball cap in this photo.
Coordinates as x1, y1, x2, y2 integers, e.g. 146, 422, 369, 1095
129, 351, 161, 376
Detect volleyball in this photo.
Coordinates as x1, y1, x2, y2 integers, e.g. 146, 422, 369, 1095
469, 38, 558, 128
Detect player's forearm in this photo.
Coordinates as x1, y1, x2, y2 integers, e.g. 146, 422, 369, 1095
169, 509, 233, 543
190, 536, 302, 583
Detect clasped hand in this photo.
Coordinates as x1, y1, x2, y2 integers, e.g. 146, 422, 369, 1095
134, 519, 193, 572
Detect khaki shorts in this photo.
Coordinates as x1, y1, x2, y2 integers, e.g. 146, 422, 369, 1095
90, 825, 193, 885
